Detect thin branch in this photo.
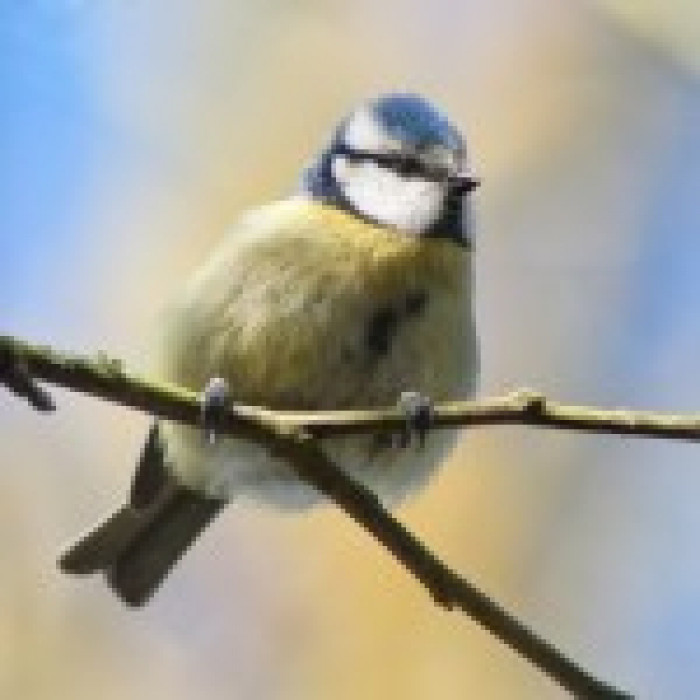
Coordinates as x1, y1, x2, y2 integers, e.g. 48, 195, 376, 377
0, 338, 55, 411
273, 391, 700, 442
0, 334, 632, 698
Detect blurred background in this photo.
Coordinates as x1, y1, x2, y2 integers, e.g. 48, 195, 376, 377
2, 1, 700, 697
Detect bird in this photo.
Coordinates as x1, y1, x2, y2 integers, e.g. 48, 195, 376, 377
59, 93, 481, 606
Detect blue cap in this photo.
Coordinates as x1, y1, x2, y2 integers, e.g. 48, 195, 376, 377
369, 93, 464, 154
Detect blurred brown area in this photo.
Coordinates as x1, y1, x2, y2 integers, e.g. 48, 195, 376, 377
2, 1, 699, 698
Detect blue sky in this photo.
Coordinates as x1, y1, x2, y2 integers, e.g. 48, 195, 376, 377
1, 6, 94, 332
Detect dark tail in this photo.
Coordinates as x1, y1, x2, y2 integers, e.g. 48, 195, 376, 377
59, 423, 225, 607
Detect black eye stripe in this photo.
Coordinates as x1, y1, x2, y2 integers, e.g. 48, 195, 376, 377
333, 145, 450, 181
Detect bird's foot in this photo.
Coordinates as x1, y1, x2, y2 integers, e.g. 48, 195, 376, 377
200, 377, 230, 445
397, 391, 434, 448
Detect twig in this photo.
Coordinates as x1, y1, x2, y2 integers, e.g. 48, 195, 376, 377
273, 390, 700, 443
0, 334, 634, 698
0, 338, 55, 411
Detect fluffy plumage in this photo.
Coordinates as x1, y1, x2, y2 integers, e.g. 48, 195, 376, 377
157, 198, 478, 505
60, 93, 479, 605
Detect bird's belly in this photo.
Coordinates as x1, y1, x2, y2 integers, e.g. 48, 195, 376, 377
162, 423, 460, 507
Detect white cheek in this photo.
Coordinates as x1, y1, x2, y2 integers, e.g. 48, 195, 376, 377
332, 157, 445, 234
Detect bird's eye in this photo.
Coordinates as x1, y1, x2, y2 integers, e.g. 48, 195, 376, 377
373, 152, 424, 177
333, 145, 451, 181
397, 155, 424, 177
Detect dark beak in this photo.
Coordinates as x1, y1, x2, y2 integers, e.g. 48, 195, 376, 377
448, 174, 480, 195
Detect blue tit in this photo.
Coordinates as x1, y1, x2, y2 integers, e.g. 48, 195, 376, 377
60, 93, 481, 606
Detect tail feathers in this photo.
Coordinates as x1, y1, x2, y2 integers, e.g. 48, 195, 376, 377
58, 505, 153, 576
60, 421, 225, 607
106, 489, 223, 607
60, 486, 224, 607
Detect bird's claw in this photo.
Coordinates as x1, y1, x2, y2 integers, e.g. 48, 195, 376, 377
200, 377, 230, 445
397, 391, 433, 448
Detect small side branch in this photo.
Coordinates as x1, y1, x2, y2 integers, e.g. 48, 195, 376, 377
0, 338, 55, 411
0, 334, 636, 698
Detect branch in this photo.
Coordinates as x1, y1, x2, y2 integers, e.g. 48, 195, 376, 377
0, 334, 633, 699
272, 390, 700, 443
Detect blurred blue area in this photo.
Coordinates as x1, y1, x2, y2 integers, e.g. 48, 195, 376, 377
627, 74, 700, 698
612, 69, 700, 405
0, 5, 93, 333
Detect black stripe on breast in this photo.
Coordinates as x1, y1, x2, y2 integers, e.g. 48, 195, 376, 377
365, 290, 428, 361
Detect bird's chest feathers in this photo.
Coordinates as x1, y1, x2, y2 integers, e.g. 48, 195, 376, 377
207, 206, 469, 408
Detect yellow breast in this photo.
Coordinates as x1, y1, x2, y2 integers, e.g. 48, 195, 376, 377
300, 199, 465, 294
159, 198, 474, 410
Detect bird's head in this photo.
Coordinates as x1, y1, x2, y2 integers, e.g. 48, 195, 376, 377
303, 93, 479, 247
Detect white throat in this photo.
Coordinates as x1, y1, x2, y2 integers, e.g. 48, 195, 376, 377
332, 156, 445, 234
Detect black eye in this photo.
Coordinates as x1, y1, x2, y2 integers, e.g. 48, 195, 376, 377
372, 152, 426, 177
395, 155, 423, 176
333, 145, 449, 181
